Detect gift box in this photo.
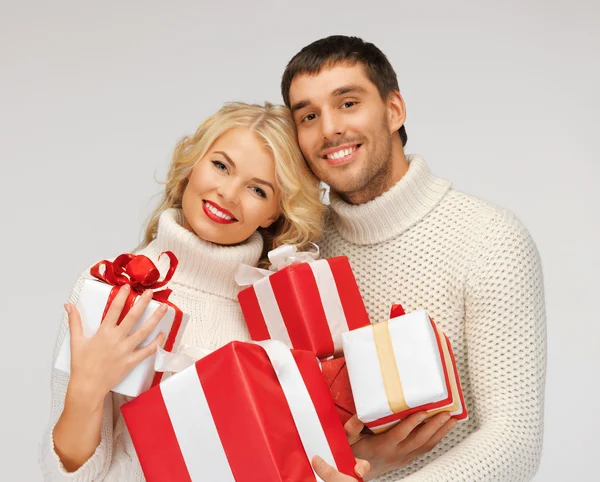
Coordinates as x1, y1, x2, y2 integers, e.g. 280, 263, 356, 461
342, 309, 467, 434
54, 252, 189, 398
237, 248, 370, 359
121, 340, 360, 482
321, 357, 356, 426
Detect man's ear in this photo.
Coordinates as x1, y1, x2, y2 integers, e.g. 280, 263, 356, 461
387, 90, 406, 133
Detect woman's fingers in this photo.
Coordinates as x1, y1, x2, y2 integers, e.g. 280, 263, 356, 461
65, 303, 83, 341
118, 289, 155, 334
126, 303, 168, 350
130, 332, 166, 366
101, 284, 132, 328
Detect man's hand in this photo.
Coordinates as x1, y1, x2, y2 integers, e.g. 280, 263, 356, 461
344, 411, 457, 479
312, 455, 369, 481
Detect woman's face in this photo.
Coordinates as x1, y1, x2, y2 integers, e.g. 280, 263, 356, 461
182, 127, 281, 245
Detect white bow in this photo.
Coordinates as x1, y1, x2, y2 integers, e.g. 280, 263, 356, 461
235, 243, 320, 287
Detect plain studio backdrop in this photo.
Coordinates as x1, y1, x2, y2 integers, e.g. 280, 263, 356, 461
1, 1, 598, 480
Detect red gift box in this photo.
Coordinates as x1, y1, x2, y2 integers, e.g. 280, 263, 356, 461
121, 341, 360, 482
321, 357, 356, 426
238, 256, 370, 359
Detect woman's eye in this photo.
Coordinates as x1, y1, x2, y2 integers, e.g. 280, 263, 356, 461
212, 160, 228, 172
302, 113, 317, 123
341, 101, 356, 109
251, 186, 267, 198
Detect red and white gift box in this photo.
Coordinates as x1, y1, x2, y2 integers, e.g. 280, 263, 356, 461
342, 307, 468, 433
121, 340, 360, 482
54, 252, 188, 397
237, 246, 370, 359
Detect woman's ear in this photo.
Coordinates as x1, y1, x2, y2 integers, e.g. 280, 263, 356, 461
259, 211, 281, 229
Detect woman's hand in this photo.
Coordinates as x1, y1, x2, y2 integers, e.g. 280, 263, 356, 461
312, 455, 369, 481
66, 284, 167, 407
53, 284, 167, 472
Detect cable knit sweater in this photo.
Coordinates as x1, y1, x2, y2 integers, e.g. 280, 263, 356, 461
320, 155, 546, 482
38, 208, 263, 481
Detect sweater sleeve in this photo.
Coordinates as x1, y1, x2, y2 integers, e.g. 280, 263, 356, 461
400, 211, 547, 482
38, 274, 114, 482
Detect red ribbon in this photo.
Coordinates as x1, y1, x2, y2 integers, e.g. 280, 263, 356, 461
90, 251, 184, 388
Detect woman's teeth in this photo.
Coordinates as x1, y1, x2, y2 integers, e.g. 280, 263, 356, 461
205, 202, 234, 220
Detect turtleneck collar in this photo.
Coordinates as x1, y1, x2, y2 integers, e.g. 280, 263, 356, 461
138, 208, 263, 300
328, 155, 451, 245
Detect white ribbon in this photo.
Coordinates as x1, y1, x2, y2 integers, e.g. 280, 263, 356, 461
258, 340, 336, 481
235, 243, 320, 287
154, 344, 213, 373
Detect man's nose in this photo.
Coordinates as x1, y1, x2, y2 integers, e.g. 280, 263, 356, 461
320, 110, 344, 140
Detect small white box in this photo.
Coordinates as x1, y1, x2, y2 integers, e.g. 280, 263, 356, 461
55, 279, 188, 397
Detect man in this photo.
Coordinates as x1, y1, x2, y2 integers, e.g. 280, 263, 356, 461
281, 36, 546, 481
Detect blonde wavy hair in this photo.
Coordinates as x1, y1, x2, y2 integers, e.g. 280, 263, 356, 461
140, 102, 325, 267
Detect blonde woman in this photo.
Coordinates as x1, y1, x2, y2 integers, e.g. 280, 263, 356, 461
39, 102, 367, 481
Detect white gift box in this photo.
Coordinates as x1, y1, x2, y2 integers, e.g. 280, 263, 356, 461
55, 279, 189, 397
342, 310, 455, 432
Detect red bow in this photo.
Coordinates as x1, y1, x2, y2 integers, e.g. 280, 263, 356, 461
89, 251, 178, 324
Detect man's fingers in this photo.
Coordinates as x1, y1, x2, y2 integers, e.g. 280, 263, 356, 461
126, 303, 168, 350
130, 332, 166, 366
312, 455, 340, 480
118, 289, 154, 334
354, 458, 370, 479
101, 285, 132, 327
410, 417, 457, 457
384, 411, 428, 444
344, 415, 365, 445
398, 412, 452, 453
65, 303, 83, 341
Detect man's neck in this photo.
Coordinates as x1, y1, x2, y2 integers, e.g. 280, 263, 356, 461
340, 142, 409, 205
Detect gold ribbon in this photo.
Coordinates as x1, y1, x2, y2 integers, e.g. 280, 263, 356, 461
372, 321, 409, 413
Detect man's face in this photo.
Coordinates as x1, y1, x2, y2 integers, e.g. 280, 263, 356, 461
288, 63, 396, 197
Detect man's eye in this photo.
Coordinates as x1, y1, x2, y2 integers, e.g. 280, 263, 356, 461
251, 186, 267, 198
302, 113, 317, 123
341, 101, 356, 109
212, 160, 228, 172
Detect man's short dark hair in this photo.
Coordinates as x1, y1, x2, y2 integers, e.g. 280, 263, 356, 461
281, 35, 407, 147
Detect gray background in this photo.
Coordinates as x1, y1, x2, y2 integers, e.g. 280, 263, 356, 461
2, 1, 598, 480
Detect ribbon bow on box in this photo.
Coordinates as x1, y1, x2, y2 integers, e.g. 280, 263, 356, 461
235, 243, 320, 286
90, 251, 178, 324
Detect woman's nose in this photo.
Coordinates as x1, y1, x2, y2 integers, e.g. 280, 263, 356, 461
216, 180, 241, 205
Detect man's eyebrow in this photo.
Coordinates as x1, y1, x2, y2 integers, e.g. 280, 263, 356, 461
291, 85, 367, 113
290, 100, 311, 113
331, 85, 367, 97
214, 151, 236, 167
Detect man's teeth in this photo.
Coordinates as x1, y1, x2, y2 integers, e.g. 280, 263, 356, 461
206, 202, 234, 220
327, 146, 356, 160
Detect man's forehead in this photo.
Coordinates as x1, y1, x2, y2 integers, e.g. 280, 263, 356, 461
288, 63, 375, 104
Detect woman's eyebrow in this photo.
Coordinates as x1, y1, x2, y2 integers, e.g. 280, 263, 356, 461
214, 151, 236, 167
250, 177, 275, 193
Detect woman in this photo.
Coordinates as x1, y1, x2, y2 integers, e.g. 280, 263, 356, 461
38, 102, 367, 480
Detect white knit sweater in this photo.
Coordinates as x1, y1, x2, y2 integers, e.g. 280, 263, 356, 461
38, 208, 263, 481
320, 155, 546, 482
